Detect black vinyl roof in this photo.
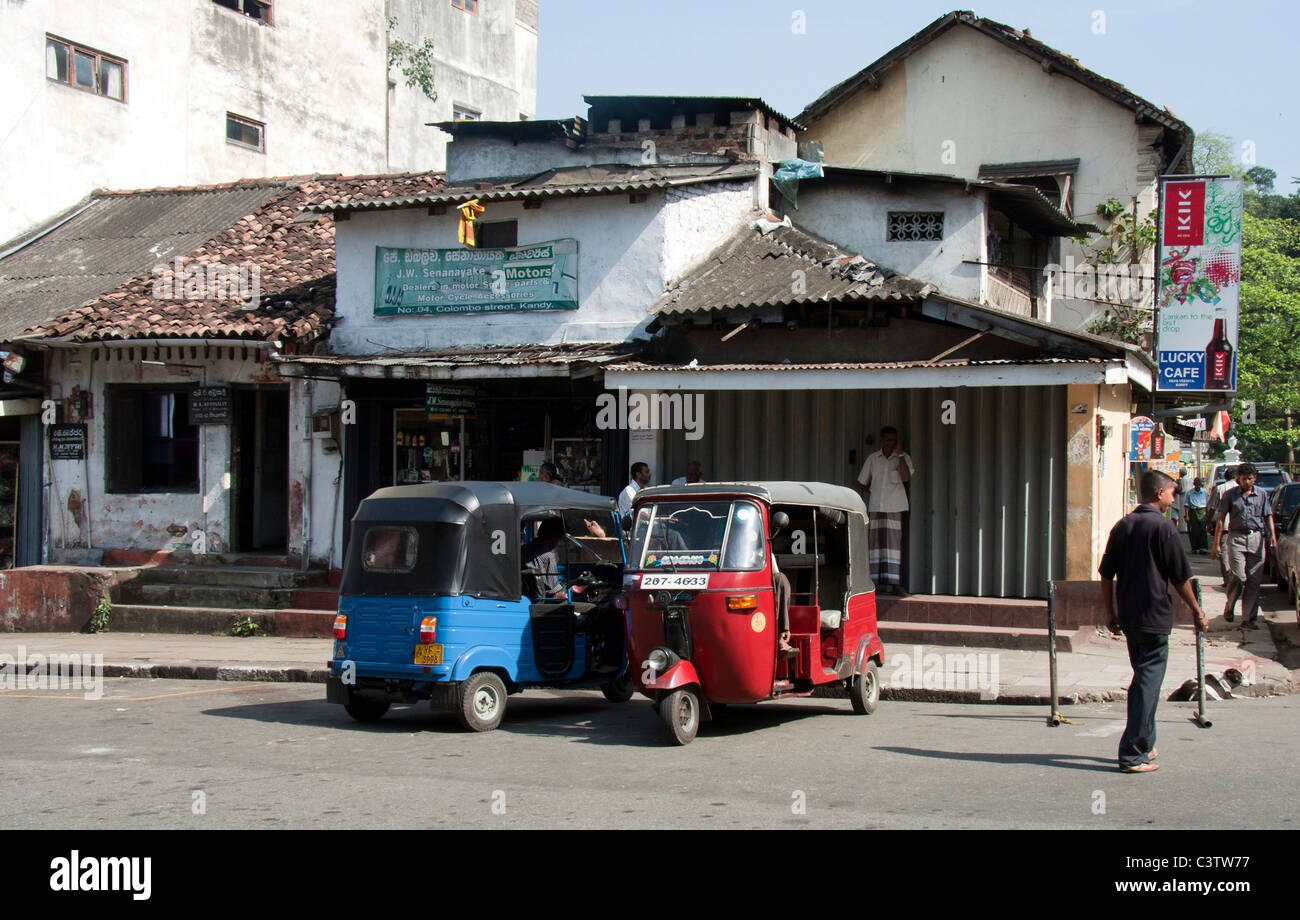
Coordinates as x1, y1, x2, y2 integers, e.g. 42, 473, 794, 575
355, 481, 614, 521
634, 481, 866, 514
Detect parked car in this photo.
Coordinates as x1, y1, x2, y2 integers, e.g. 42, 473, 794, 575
1269, 484, 1300, 587
1252, 463, 1292, 497
1273, 509, 1300, 624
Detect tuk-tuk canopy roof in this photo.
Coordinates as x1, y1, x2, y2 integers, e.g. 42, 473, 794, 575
354, 481, 615, 523
634, 481, 866, 515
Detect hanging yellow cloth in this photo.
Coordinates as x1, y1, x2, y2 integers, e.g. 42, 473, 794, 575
458, 199, 485, 247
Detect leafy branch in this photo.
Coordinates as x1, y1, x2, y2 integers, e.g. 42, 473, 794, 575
387, 17, 438, 102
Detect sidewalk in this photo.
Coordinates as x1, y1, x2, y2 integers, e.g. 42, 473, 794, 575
1, 552, 1295, 704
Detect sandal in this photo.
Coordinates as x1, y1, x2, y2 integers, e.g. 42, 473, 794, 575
1119, 762, 1160, 773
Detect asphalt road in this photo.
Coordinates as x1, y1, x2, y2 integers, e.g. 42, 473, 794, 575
0, 680, 1295, 829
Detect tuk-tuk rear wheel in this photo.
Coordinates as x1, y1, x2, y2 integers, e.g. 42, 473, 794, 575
850, 660, 880, 715
457, 672, 507, 732
343, 692, 391, 723
660, 687, 700, 745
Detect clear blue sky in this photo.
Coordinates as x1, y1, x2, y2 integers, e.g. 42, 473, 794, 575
536, 0, 1297, 191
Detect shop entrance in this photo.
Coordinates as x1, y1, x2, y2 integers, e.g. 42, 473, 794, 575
232, 387, 289, 552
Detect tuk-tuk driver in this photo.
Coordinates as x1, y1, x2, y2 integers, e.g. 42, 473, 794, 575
522, 518, 566, 600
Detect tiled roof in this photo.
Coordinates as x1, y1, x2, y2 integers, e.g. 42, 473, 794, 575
651, 216, 935, 316
276, 342, 641, 379
308, 162, 758, 214
607, 357, 1108, 372
7, 173, 444, 344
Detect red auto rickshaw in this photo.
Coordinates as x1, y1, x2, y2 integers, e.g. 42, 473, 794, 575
621, 482, 885, 744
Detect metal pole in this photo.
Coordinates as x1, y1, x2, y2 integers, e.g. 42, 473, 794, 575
459, 415, 466, 481
1046, 580, 1060, 726
1192, 576, 1212, 728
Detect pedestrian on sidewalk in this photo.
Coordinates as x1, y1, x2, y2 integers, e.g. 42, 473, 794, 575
1186, 477, 1210, 553
856, 426, 915, 595
1100, 469, 1208, 774
1208, 467, 1236, 586
1211, 462, 1277, 627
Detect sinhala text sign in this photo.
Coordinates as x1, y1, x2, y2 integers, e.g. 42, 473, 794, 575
375, 240, 578, 316
1155, 177, 1243, 391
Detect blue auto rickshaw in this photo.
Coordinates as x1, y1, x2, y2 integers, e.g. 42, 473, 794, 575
326, 482, 631, 731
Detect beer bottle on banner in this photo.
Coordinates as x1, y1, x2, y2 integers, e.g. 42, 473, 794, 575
1203, 305, 1233, 389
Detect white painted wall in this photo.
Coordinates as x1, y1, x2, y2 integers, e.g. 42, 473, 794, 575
330, 181, 759, 353
0, 0, 538, 243
804, 23, 1166, 330
43, 344, 315, 560
789, 181, 985, 303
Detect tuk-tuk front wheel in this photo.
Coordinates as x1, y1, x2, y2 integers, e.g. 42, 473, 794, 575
850, 660, 880, 715
659, 687, 700, 745
457, 672, 507, 732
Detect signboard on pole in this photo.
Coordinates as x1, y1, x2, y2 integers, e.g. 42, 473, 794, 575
375, 240, 579, 316
1155, 177, 1243, 392
1130, 415, 1155, 461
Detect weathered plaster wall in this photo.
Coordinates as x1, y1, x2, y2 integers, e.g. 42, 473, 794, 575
330, 181, 757, 353
44, 344, 310, 558
804, 24, 1162, 330
790, 181, 984, 303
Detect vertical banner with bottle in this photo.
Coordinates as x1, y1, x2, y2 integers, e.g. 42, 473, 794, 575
1155, 176, 1244, 391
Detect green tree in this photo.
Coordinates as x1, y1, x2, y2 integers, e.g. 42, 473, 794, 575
1192, 131, 1246, 177
1235, 213, 1300, 461
387, 17, 438, 102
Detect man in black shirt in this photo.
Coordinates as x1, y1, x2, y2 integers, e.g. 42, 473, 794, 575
1100, 470, 1208, 773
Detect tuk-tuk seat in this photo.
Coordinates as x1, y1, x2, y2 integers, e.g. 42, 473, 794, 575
819, 609, 842, 630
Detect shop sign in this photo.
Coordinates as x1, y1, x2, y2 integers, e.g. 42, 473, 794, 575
49, 424, 87, 460
1155, 177, 1243, 392
1130, 416, 1155, 461
375, 240, 579, 316
425, 384, 476, 416
189, 386, 232, 424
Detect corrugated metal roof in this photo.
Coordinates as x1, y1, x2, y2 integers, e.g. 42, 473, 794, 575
607, 357, 1106, 372
0, 185, 286, 342
651, 217, 934, 316
275, 342, 641, 378
307, 163, 758, 214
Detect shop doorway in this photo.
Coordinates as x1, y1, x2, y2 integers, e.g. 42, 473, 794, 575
232, 387, 289, 552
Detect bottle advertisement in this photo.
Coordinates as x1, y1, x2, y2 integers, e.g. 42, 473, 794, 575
1155, 176, 1243, 391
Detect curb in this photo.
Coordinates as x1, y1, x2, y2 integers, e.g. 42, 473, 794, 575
102, 663, 329, 683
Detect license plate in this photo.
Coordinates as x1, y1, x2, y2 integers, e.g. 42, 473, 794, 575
413, 643, 443, 665
640, 573, 710, 590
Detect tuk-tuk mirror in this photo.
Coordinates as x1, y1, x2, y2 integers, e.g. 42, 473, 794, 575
770, 511, 790, 534
620, 513, 633, 534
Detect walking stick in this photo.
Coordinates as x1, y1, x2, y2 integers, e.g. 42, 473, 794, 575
1192, 577, 1213, 728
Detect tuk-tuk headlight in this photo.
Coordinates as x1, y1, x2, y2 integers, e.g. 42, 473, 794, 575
646, 647, 675, 673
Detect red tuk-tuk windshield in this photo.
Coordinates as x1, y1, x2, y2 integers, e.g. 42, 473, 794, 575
630, 500, 766, 571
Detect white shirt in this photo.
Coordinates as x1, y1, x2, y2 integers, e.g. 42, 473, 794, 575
617, 480, 641, 515
857, 449, 915, 514
671, 477, 706, 486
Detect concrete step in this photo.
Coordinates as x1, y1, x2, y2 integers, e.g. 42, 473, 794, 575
108, 604, 334, 638
875, 594, 1052, 631
115, 583, 294, 609
127, 565, 326, 589
101, 550, 303, 568
878, 621, 1091, 652
289, 587, 339, 611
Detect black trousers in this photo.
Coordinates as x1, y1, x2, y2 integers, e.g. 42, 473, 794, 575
1118, 631, 1169, 767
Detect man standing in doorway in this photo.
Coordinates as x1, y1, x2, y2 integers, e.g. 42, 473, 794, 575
1100, 470, 1208, 773
617, 462, 651, 515
671, 460, 704, 486
856, 426, 915, 595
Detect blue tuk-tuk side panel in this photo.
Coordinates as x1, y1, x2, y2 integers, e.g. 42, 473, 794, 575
331, 593, 595, 687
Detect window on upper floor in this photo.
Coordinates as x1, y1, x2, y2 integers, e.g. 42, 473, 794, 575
226, 113, 265, 152
452, 103, 481, 122
887, 212, 944, 242
213, 0, 273, 24
477, 221, 518, 249
452, 0, 478, 14
45, 36, 126, 101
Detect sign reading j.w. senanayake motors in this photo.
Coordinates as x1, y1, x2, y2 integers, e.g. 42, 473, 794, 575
374, 240, 579, 316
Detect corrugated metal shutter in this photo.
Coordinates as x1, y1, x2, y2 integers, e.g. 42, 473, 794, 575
659, 386, 1066, 599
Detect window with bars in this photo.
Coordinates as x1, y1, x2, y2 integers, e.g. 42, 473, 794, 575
226, 113, 265, 152
45, 36, 126, 101
213, 0, 273, 24
887, 212, 944, 242
451, 0, 478, 14
452, 103, 481, 122
106, 388, 199, 493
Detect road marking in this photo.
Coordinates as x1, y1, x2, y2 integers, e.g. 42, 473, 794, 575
0, 685, 265, 702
